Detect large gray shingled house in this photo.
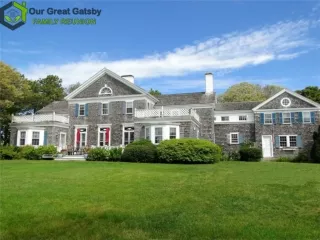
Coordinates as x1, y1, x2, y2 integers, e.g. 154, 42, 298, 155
10, 68, 320, 159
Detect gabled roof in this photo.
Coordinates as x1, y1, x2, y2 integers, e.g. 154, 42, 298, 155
215, 101, 262, 111
252, 89, 320, 111
155, 92, 216, 106
64, 68, 158, 102
37, 101, 68, 114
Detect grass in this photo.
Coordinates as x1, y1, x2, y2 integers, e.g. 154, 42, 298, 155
0, 161, 320, 240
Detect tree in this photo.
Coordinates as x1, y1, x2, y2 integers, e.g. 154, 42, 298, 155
0, 62, 31, 145
219, 82, 284, 102
296, 86, 320, 104
310, 126, 320, 163
65, 82, 81, 95
149, 88, 161, 97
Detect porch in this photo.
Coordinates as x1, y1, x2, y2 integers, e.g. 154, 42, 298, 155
12, 112, 69, 124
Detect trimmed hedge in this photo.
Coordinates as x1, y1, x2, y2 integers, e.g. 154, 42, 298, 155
0, 145, 58, 160
157, 138, 222, 164
87, 148, 109, 161
239, 147, 262, 162
121, 140, 157, 163
0, 146, 19, 160
109, 147, 123, 162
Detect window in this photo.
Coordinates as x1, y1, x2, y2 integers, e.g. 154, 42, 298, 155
99, 128, 110, 146
221, 116, 229, 121
264, 113, 272, 124
147, 102, 153, 109
281, 98, 291, 107
102, 103, 109, 115
155, 127, 162, 144
283, 112, 291, 124
20, 131, 26, 146
123, 127, 134, 145
279, 135, 297, 147
32, 131, 40, 146
99, 84, 113, 96
145, 127, 150, 140
126, 102, 133, 114
230, 133, 239, 144
303, 112, 311, 123
81, 132, 86, 147
239, 115, 247, 121
79, 104, 85, 116
170, 127, 176, 139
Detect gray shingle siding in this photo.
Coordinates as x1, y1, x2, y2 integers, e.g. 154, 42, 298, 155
215, 101, 261, 111
155, 92, 215, 106
260, 92, 314, 109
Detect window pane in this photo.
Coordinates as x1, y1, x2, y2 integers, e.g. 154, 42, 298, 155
99, 132, 104, 146
155, 127, 163, 143
265, 114, 272, 124
231, 133, 238, 143
289, 136, 297, 147
283, 113, 291, 124
221, 116, 229, 121
81, 133, 86, 147
280, 136, 287, 147
145, 128, 150, 140
102, 103, 108, 115
79, 105, 85, 116
303, 112, 311, 123
170, 127, 176, 139
130, 132, 134, 143
239, 116, 247, 121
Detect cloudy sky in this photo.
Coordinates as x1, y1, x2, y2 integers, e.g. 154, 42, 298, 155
1, 1, 319, 94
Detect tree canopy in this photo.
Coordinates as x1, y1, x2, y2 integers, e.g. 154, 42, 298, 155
149, 88, 161, 97
65, 82, 81, 95
296, 86, 320, 104
219, 82, 284, 102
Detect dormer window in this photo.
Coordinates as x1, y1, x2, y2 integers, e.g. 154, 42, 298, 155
99, 84, 113, 96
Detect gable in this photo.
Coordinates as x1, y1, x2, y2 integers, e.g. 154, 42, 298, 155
259, 92, 315, 109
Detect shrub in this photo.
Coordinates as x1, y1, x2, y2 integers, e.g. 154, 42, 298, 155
20, 146, 41, 160
292, 151, 309, 163
157, 138, 222, 164
0, 146, 19, 160
87, 148, 109, 161
37, 145, 58, 155
109, 147, 123, 161
121, 140, 157, 163
228, 151, 240, 161
239, 147, 262, 162
310, 126, 320, 163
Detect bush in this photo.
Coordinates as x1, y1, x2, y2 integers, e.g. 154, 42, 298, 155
0, 146, 19, 160
121, 140, 157, 163
109, 147, 123, 161
157, 138, 222, 164
292, 151, 309, 163
86, 148, 109, 161
239, 147, 262, 162
20, 146, 41, 160
310, 126, 320, 163
37, 145, 58, 155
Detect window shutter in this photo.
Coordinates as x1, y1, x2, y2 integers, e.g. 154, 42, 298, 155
260, 113, 264, 124
123, 102, 126, 114
311, 112, 315, 124
239, 134, 244, 144
75, 104, 79, 117
85, 104, 89, 116
279, 113, 283, 124
226, 134, 231, 144
98, 103, 101, 116
275, 136, 280, 148
109, 102, 112, 114
291, 112, 295, 124
43, 131, 48, 145
272, 113, 276, 124
297, 135, 302, 148
298, 112, 303, 123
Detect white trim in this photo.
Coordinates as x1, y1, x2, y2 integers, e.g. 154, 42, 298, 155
134, 119, 201, 127
126, 101, 133, 114
278, 135, 298, 148
282, 112, 291, 124
64, 68, 158, 102
214, 110, 253, 114
68, 94, 148, 104
154, 103, 214, 109
122, 125, 135, 146
264, 113, 273, 125
59, 132, 67, 151
97, 126, 111, 147
101, 102, 109, 115
98, 84, 113, 96
74, 126, 88, 148
97, 124, 112, 128
221, 116, 230, 122
78, 104, 85, 116
262, 135, 273, 158
238, 115, 248, 121
214, 121, 254, 124
254, 108, 319, 113
281, 97, 291, 107
230, 132, 239, 144
302, 111, 311, 123
253, 89, 320, 111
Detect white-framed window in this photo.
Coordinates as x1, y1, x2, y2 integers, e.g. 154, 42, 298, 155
32, 131, 40, 146
155, 127, 163, 144
264, 113, 272, 124
79, 104, 85, 116
303, 112, 311, 123
98, 128, 110, 146
239, 115, 247, 121
75, 128, 87, 148
145, 127, 150, 140
281, 98, 291, 107
230, 132, 239, 144
279, 135, 297, 147
221, 116, 229, 121
99, 84, 113, 96
283, 112, 291, 124
20, 131, 26, 146
196, 130, 200, 139
147, 102, 154, 109
126, 102, 133, 114
169, 127, 176, 139
123, 126, 134, 145
102, 103, 109, 115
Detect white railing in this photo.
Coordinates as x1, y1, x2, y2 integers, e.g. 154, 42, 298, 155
135, 107, 201, 122
12, 112, 69, 124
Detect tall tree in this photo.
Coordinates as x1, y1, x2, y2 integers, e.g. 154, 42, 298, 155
65, 82, 81, 95
262, 85, 284, 98
296, 86, 320, 104
149, 88, 161, 97
0, 62, 31, 145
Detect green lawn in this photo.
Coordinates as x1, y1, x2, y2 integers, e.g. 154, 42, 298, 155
0, 161, 320, 240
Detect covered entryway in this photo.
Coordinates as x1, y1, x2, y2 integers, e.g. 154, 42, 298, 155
262, 135, 273, 158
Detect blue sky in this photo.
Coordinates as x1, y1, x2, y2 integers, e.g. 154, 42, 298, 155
1, 1, 319, 94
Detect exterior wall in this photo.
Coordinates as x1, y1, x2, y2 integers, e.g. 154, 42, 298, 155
260, 92, 314, 109
214, 123, 256, 153
74, 74, 139, 98
255, 111, 320, 157
69, 100, 147, 147
195, 108, 214, 141
214, 112, 254, 123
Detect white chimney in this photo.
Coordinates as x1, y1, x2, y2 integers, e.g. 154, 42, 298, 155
121, 75, 134, 84
205, 73, 213, 94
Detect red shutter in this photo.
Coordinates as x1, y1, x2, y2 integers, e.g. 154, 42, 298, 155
76, 129, 80, 143
105, 128, 110, 144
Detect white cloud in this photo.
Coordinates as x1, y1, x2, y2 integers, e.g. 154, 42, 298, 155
21, 19, 319, 86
